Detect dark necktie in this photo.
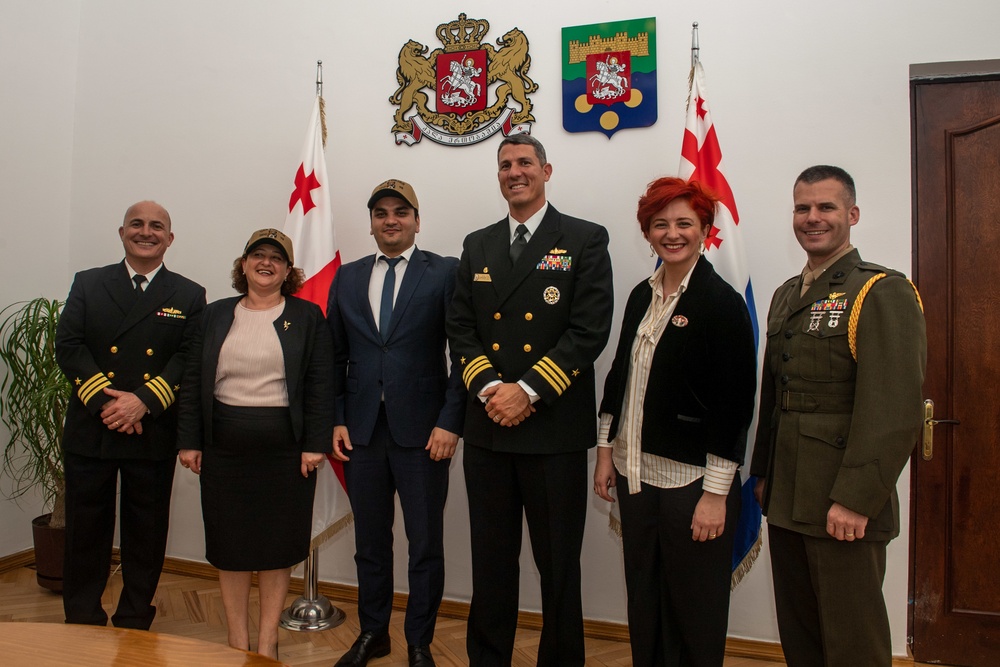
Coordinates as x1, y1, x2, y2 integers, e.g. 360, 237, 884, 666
379, 256, 402, 341
510, 223, 528, 264
133, 274, 146, 298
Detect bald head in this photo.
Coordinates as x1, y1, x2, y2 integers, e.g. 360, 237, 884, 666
119, 200, 174, 273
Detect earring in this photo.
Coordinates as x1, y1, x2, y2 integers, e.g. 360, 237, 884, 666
649, 244, 655, 257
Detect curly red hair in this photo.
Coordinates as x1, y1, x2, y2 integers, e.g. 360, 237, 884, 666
636, 177, 719, 236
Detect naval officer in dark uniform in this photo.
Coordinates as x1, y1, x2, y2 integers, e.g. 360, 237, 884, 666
56, 200, 206, 629
447, 134, 614, 666
750, 166, 926, 666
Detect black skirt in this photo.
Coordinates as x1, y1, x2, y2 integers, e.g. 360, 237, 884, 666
201, 401, 315, 571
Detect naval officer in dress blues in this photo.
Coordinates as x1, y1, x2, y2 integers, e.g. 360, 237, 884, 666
447, 135, 614, 666
56, 200, 205, 629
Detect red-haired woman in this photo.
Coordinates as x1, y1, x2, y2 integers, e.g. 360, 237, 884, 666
594, 177, 757, 666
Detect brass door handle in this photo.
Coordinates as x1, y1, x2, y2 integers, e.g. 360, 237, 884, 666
922, 399, 960, 461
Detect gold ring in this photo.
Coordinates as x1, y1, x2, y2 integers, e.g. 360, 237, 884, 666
846, 532, 855, 537
709, 533, 717, 538
114, 421, 119, 427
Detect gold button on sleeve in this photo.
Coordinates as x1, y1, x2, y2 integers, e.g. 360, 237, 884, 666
143, 373, 151, 381
524, 313, 533, 321
523, 344, 532, 352
492, 343, 500, 351
107, 371, 115, 379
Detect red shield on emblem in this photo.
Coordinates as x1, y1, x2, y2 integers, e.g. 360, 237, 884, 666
436, 50, 488, 114
586, 51, 632, 106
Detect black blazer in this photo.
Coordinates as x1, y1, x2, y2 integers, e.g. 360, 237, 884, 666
56, 261, 206, 460
447, 204, 614, 454
599, 256, 757, 465
176, 295, 334, 453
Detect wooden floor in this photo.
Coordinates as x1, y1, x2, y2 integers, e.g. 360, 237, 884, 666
0, 564, 784, 666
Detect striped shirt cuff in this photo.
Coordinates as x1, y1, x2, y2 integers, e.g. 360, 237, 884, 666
597, 412, 613, 447
703, 454, 738, 495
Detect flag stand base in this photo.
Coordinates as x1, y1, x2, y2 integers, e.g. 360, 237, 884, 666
280, 549, 346, 632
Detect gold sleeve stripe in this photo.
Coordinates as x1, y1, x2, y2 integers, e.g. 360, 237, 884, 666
78, 373, 111, 404
462, 356, 492, 389
145, 376, 175, 409
533, 357, 570, 395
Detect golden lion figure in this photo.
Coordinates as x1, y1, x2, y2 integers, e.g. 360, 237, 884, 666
390, 28, 537, 136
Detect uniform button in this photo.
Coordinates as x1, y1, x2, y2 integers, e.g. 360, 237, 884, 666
382, 346, 389, 353
782, 353, 790, 361
492, 343, 500, 351
780, 375, 789, 385
833, 271, 845, 279
107, 372, 115, 379
523, 344, 532, 352
143, 373, 151, 381
836, 436, 845, 446
784, 330, 793, 339
146, 348, 154, 356
493, 312, 501, 320
524, 313, 533, 321
110, 346, 118, 354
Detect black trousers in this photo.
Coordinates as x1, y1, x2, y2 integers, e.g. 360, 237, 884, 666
63, 451, 175, 629
617, 475, 740, 667
767, 524, 891, 667
343, 405, 450, 646
463, 444, 587, 667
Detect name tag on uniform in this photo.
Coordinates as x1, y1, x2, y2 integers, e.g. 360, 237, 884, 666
474, 268, 492, 282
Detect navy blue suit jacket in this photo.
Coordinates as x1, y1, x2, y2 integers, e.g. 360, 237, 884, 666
327, 247, 465, 448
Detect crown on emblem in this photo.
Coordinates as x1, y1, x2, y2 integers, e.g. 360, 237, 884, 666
436, 13, 490, 52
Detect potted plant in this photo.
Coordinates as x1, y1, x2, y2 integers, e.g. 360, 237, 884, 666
0, 297, 71, 592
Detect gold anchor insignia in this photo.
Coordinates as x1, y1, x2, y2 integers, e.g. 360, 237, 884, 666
283, 321, 291, 331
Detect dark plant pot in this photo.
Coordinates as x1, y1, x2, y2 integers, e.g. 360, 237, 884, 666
31, 513, 64, 594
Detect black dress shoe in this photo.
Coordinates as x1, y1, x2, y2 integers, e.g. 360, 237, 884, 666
335, 630, 391, 666
408, 644, 436, 667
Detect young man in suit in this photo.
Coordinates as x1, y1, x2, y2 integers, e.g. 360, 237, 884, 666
327, 179, 464, 667
446, 135, 614, 666
750, 166, 926, 666
56, 200, 206, 629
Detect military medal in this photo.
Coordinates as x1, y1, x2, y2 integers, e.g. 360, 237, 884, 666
543, 286, 560, 304
810, 294, 850, 330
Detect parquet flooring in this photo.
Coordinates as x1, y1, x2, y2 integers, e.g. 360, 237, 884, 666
0, 565, 784, 666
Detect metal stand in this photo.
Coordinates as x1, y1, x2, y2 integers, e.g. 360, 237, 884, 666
279, 548, 345, 631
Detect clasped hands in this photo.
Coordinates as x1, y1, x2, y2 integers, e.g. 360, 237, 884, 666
100, 387, 148, 434
483, 382, 535, 427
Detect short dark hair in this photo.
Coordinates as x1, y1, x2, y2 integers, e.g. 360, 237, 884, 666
636, 177, 719, 236
497, 134, 546, 165
795, 165, 856, 204
230, 256, 305, 296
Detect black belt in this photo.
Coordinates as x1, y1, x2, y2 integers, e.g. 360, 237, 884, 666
780, 391, 854, 413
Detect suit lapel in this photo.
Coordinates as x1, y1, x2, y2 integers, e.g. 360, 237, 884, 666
104, 262, 136, 320
384, 247, 428, 341
351, 255, 380, 342
495, 206, 562, 305
115, 265, 177, 337
275, 299, 304, 401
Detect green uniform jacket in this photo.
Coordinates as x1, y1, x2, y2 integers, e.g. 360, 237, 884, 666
749, 250, 926, 540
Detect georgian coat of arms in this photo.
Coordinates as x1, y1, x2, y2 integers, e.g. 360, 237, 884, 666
390, 14, 537, 146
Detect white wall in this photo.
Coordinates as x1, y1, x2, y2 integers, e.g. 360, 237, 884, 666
0, 0, 82, 555
4, 0, 1000, 656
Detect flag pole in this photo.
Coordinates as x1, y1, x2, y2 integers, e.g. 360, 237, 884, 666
279, 59, 346, 634
691, 22, 700, 68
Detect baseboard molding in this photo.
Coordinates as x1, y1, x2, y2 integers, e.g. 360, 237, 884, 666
4, 551, 916, 665
0, 549, 36, 572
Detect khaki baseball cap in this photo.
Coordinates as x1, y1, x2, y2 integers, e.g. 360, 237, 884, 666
243, 228, 294, 265
367, 179, 419, 212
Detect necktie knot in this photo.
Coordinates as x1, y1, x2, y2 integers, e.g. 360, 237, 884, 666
510, 224, 529, 264
133, 274, 146, 296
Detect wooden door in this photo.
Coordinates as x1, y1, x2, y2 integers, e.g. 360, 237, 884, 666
910, 61, 1000, 666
